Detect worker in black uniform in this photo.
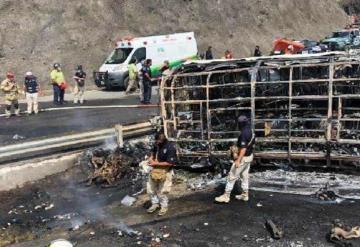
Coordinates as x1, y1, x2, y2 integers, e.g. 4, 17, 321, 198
215, 115, 255, 203
254, 45, 262, 57
146, 133, 177, 216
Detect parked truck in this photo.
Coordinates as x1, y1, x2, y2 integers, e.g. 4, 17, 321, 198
321, 28, 360, 51
94, 32, 198, 90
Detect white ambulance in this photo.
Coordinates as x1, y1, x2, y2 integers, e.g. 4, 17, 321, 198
94, 32, 198, 89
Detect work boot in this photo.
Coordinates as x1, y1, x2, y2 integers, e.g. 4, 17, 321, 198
147, 204, 160, 213
5, 110, 11, 118
158, 207, 168, 216
215, 193, 230, 203
15, 108, 20, 116
235, 192, 249, 202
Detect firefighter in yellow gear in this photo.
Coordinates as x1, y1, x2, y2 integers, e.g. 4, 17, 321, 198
1, 72, 21, 118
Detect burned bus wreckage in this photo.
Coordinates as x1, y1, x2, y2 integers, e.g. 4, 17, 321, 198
160, 52, 360, 169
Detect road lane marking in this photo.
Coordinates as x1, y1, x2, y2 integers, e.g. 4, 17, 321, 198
0, 104, 159, 117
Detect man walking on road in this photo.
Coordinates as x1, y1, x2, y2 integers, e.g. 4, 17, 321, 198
126, 58, 138, 95
24, 71, 40, 115
73, 65, 86, 104
1, 72, 21, 118
50, 63, 66, 105
141, 59, 153, 104
215, 115, 255, 203
146, 133, 176, 216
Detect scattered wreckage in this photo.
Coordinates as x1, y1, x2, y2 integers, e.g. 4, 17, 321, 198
329, 221, 360, 246
160, 52, 360, 168
85, 141, 150, 187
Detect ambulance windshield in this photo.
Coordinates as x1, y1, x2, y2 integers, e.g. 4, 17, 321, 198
105, 48, 133, 64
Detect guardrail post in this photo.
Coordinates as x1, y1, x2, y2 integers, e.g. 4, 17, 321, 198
115, 124, 124, 148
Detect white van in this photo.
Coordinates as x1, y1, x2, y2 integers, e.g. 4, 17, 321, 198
94, 32, 198, 89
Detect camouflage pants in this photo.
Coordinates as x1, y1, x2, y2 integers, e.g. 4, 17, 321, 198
4, 99, 19, 117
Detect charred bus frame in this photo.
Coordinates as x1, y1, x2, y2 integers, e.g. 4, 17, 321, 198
160, 52, 360, 167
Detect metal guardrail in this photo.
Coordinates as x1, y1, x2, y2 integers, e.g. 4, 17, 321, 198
0, 121, 155, 164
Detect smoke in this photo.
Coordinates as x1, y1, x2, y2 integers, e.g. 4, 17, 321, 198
61, 178, 138, 236
57, 136, 153, 235
102, 136, 118, 150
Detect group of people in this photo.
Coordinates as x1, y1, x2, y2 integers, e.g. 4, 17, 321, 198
126, 58, 171, 105
0, 63, 87, 118
50, 63, 87, 105
204, 46, 234, 60
203, 45, 262, 60
144, 115, 255, 216
0, 71, 41, 118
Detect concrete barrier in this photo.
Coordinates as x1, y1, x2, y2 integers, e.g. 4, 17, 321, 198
0, 120, 158, 191
0, 152, 80, 191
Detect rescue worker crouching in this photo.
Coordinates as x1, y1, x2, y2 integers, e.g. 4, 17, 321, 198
146, 133, 176, 216
1, 72, 21, 118
215, 115, 255, 203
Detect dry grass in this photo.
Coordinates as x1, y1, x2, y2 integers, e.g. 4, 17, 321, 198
0, 0, 348, 90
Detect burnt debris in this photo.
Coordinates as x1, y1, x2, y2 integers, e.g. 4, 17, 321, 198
160, 52, 360, 168
85, 141, 150, 187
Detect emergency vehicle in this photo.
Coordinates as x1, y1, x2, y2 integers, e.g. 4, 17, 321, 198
94, 32, 198, 89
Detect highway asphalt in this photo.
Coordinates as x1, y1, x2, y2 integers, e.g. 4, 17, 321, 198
0, 94, 160, 145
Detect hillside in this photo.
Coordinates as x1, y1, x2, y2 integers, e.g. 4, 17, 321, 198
340, 0, 360, 14
0, 0, 348, 89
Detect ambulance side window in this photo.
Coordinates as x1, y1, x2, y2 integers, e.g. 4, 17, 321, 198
131, 48, 146, 62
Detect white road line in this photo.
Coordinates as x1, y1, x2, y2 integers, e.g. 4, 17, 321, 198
0, 104, 158, 117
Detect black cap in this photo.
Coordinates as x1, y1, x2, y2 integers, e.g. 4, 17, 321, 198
238, 115, 248, 123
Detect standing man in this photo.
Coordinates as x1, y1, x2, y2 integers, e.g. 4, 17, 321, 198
50, 63, 66, 105
225, 50, 233, 59
215, 115, 255, 203
125, 58, 138, 95
1, 72, 21, 118
73, 65, 86, 104
205, 46, 213, 60
141, 59, 153, 104
254, 45, 262, 57
138, 59, 145, 102
160, 60, 170, 75
24, 71, 40, 115
146, 133, 176, 216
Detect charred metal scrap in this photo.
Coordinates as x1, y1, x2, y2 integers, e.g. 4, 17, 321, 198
160, 52, 360, 167
85, 142, 150, 187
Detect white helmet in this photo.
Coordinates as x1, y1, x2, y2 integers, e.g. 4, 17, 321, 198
25, 71, 33, 76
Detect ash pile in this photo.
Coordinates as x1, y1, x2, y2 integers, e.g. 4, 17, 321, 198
81, 139, 151, 187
